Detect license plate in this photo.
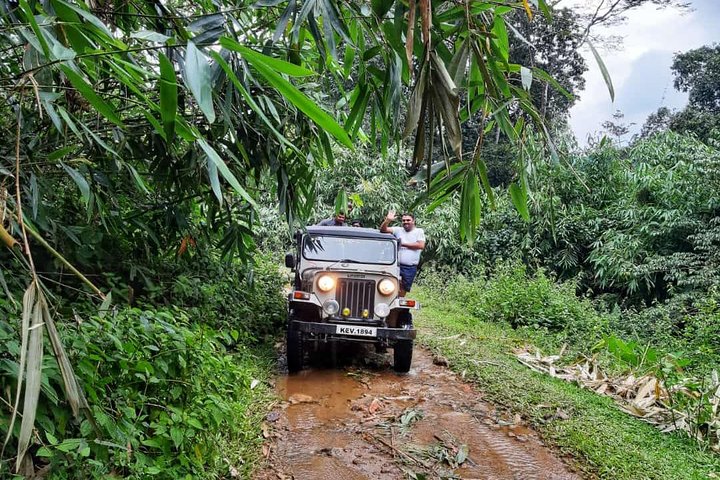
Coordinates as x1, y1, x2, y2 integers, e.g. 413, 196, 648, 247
335, 325, 377, 337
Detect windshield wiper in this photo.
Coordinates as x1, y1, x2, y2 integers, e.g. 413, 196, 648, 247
325, 258, 362, 270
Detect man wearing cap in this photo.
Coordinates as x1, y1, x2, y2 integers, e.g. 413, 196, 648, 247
380, 210, 425, 296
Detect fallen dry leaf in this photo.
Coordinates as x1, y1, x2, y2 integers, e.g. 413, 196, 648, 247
368, 398, 383, 414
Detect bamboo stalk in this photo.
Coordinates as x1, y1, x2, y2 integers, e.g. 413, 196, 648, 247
22, 224, 105, 300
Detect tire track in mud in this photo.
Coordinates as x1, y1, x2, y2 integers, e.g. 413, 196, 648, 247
256, 347, 580, 480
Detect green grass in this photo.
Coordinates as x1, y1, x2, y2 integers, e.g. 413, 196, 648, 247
223, 344, 277, 478
414, 286, 720, 480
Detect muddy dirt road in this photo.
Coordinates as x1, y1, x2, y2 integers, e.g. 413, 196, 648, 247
257, 347, 580, 479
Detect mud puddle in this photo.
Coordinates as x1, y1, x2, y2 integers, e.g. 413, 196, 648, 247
256, 347, 580, 479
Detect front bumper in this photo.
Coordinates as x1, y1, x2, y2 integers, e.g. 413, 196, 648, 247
292, 320, 416, 341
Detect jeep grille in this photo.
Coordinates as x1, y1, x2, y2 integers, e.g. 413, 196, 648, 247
336, 279, 375, 318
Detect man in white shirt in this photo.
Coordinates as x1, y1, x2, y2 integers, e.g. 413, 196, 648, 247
380, 210, 426, 296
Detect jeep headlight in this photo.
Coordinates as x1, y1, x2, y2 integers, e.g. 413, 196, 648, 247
317, 275, 335, 292
377, 278, 396, 296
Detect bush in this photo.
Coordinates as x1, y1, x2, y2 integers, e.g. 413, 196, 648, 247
1, 305, 273, 479
621, 288, 720, 373
423, 263, 611, 350
168, 252, 287, 344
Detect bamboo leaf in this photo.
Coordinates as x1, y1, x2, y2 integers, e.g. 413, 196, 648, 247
254, 0, 286, 6
334, 190, 349, 215
19, 0, 50, 58
98, 291, 113, 319
207, 157, 223, 205
537, 0, 553, 21
448, 36, 470, 87
476, 157, 495, 209
60, 65, 123, 126
345, 83, 370, 137
531, 67, 573, 100
239, 47, 353, 148
588, 41, 614, 102
211, 52, 298, 153
159, 53, 177, 142
405, 0, 416, 74
320, 0, 351, 44
130, 30, 170, 43
197, 138, 257, 207
57, 0, 114, 39
460, 169, 481, 243
3, 283, 35, 457
220, 37, 315, 77
16, 284, 44, 471
371, 0, 394, 18
506, 22, 534, 50
509, 182, 530, 221
403, 61, 427, 138
292, 0, 318, 40
44, 291, 94, 425
127, 165, 149, 195
0, 268, 17, 307
184, 41, 216, 123
272, 0, 296, 42
491, 16, 509, 62
430, 54, 462, 158
61, 163, 91, 206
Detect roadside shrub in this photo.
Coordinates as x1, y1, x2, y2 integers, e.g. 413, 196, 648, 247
622, 288, 720, 373
1, 306, 271, 479
169, 252, 286, 344
424, 263, 611, 350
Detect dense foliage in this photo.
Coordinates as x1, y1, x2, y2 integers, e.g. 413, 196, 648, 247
0, 254, 284, 478
1, 0, 718, 476
424, 132, 720, 303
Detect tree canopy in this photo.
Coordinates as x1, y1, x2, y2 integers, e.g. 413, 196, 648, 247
641, 43, 720, 143
0, 0, 573, 263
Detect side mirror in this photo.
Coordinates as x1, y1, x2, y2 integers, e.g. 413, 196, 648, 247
285, 253, 296, 269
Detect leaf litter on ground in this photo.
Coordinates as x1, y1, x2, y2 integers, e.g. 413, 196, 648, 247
515, 345, 720, 450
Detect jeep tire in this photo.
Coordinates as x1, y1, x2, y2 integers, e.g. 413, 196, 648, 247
393, 339, 413, 373
286, 318, 303, 373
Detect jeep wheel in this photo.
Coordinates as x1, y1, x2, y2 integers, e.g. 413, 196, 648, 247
393, 340, 413, 373
286, 319, 303, 373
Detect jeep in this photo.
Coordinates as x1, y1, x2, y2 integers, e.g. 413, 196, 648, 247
284, 226, 419, 373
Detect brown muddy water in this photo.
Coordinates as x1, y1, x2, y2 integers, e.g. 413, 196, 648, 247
256, 346, 580, 480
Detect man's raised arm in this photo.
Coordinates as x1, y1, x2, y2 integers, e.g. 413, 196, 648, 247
379, 209, 396, 233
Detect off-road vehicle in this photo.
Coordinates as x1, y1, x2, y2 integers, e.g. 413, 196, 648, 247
285, 226, 419, 373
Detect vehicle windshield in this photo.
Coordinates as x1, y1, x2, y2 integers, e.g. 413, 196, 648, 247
303, 235, 396, 265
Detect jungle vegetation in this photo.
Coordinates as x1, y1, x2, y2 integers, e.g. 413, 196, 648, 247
0, 0, 718, 477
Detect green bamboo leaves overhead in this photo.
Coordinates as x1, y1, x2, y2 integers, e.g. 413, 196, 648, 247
0, 0, 570, 259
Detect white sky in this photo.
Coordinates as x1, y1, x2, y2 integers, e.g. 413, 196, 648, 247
568, 0, 720, 144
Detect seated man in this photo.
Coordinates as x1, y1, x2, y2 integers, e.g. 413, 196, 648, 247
317, 201, 354, 226
379, 210, 425, 296
316, 211, 347, 226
